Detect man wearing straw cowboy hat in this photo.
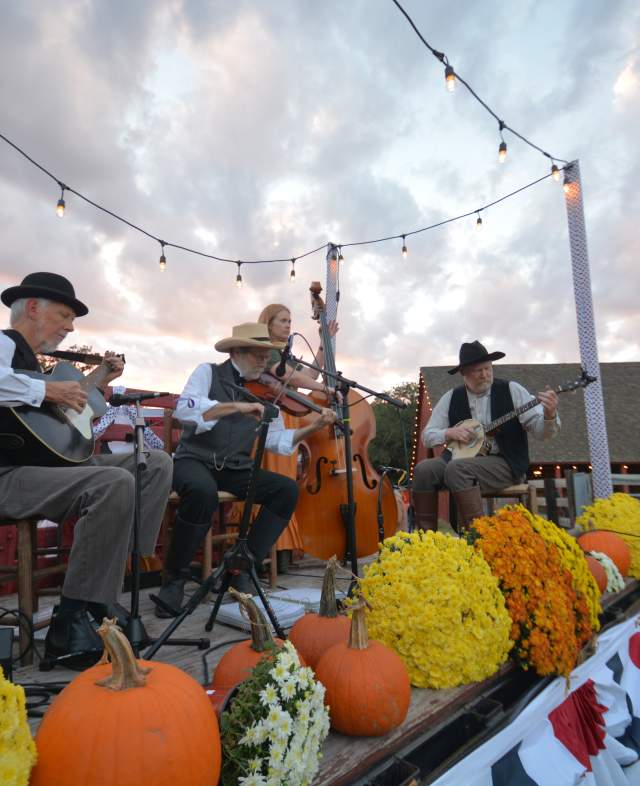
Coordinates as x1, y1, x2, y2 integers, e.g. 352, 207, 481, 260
0, 272, 173, 667
155, 322, 337, 617
412, 340, 560, 533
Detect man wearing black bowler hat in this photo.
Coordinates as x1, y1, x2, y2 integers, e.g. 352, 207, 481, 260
412, 340, 560, 533
0, 272, 172, 667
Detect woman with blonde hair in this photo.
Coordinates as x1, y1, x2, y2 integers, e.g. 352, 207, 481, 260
257, 303, 338, 571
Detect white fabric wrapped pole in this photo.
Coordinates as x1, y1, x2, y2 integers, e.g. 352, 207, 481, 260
324, 243, 339, 356
563, 160, 612, 499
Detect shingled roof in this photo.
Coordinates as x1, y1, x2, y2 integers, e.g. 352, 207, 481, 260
418, 362, 640, 463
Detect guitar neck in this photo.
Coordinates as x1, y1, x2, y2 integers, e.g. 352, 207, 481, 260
78, 364, 111, 393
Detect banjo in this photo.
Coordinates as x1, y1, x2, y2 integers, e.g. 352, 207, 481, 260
447, 370, 596, 461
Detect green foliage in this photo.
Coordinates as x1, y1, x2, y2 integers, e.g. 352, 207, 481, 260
220, 649, 279, 786
368, 381, 419, 475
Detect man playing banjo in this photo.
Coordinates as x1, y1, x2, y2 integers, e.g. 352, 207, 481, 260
0, 272, 172, 667
412, 340, 560, 533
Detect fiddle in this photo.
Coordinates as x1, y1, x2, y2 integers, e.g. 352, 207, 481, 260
245, 371, 341, 422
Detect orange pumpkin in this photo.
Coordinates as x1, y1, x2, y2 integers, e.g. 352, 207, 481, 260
578, 530, 631, 576
31, 620, 221, 786
212, 589, 286, 689
585, 555, 607, 593
315, 599, 411, 736
289, 556, 350, 669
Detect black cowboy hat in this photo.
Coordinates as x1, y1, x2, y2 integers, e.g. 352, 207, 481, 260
1, 272, 88, 317
448, 340, 505, 375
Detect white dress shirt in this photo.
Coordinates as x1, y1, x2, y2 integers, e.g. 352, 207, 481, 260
175, 362, 296, 455
0, 331, 46, 407
422, 381, 561, 450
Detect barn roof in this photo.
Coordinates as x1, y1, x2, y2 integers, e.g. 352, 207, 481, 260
418, 362, 640, 463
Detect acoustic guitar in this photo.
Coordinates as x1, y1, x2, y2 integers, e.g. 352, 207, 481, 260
1, 360, 115, 467
447, 370, 596, 461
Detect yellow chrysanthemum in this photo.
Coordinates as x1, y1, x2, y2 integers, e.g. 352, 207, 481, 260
0, 666, 37, 786
577, 493, 640, 578
359, 531, 512, 689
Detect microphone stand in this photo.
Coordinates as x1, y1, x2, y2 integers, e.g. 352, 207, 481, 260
125, 398, 208, 656
290, 353, 406, 585
145, 391, 285, 660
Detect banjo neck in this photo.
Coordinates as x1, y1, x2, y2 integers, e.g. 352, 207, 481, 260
483, 372, 597, 434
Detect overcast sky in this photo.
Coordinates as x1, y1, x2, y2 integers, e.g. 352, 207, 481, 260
0, 0, 638, 395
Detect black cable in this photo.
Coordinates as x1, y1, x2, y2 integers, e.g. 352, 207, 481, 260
390, 0, 570, 165
0, 605, 39, 664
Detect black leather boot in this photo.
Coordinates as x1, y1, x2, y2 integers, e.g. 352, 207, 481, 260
43, 606, 104, 669
87, 601, 131, 630
154, 516, 210, 618
247, 509, 289, 563
411, 490, 439, 531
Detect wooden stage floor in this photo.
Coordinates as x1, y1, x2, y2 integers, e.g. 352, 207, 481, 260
13, 558, 631, 786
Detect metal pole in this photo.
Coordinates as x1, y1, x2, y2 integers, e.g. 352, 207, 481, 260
563, 160, 612, 498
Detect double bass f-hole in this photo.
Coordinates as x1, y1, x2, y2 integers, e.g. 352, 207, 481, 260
306, 456, 330, 495
353, 454, 377, 490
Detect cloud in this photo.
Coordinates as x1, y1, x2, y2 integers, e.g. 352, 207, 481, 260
0, 0, 638, 398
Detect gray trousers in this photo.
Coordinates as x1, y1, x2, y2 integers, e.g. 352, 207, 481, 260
413, 455, 517, 493
0, 451, 172, 604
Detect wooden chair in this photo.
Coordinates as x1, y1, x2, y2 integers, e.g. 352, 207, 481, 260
527, 477, 574, 529
0, 518, 67, 665
482, 483, 538, 515
161, 409, 278, 589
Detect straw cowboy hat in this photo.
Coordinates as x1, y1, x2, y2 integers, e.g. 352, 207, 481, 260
448, 340, 505, 375
1, 272, 89, 317
214, 322, 286, 352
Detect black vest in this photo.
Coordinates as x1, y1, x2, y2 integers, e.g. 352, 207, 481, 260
173, 360, 259, 470
0, 330, 43, 466
447, 378, 529, 478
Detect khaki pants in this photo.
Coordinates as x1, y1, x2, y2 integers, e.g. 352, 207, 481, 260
413, 455, 517, 493
0, 452, 172, 604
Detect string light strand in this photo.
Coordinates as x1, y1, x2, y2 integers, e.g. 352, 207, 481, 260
0, 130, 563, 273
390, 0, 570, 166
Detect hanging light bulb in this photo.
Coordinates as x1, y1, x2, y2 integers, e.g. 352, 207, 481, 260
498, 141, 507, 163
236, 262, 243, 289
444, 64, 455, 93
56, 185, 66, 218
289, 258, 296, 283
338, 247, 344, 263
475, 213, 483, 231
401, 235, 408, 258
551, 163, 560, 182
159, 253, 167, 272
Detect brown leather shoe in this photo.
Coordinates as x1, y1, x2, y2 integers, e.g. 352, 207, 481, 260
411, 490, 439, 531
452, 486, 484, 533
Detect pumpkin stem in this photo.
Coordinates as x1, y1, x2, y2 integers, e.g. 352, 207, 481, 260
319, 555, 340, 618
348, 600, 370, 651
94, 618, 150, 691
230, 587, 276, 652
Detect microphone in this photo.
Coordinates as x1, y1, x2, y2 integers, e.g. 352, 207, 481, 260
108, 391, 170, 406
274, 334, 294, 378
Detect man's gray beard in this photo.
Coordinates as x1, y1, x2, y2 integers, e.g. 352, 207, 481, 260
39, 337, 63, 353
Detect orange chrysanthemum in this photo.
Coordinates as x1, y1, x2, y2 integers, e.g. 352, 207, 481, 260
469, 507, 593, 677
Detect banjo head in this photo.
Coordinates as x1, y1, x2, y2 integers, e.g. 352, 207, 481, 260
447, 419, 485, 460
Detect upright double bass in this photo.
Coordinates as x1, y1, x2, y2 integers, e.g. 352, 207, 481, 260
294, 282, 399, 562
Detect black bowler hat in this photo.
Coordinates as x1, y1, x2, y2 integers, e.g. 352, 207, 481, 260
1, 272, 88, 317
447, 340, 505, 375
